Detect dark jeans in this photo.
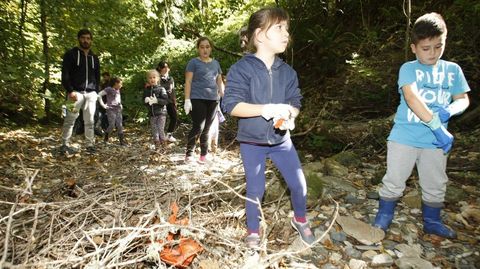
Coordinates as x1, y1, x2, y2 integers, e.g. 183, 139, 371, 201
186, 99, 218, 156
166, 103, 177, 133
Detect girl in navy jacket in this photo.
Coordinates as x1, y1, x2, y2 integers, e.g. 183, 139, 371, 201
223, 7, 315, 248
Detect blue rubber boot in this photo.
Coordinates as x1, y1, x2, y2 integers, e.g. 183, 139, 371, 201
422, 203, 457, 239
373, 198, 398, 231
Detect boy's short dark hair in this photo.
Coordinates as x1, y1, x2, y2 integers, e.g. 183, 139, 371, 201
156, 61, 168, 71
411, 12, 447, 44
77, 29, 93, 39
101, 71, 110, 77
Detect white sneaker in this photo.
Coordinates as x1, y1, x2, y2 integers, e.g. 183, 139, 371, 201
167, 133, 177, 142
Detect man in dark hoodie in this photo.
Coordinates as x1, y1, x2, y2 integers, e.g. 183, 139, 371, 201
60, 29, 101, 154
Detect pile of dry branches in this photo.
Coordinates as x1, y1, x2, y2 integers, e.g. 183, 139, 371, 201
0, 127, 335, 268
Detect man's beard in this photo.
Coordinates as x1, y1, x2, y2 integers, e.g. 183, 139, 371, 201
80, 42, 91, 50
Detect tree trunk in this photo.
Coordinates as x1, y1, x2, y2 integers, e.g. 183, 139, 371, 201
404, 0, 411, 61
19, 0, 29, 61
40, 0, 52, 121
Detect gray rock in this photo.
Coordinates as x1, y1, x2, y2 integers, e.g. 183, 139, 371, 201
382, 239, 398, 250
303, 161, 325, 173
329, 252, 343, 263
331, 151, 361, 168
345, 193, 362, 204
336, 216, 385, 245
361, 249, 377, 260
288, 237, 313, 255
445, 185, 468, 203
395, 257, 434, 269
371, 253, 394, 267
321, 175, 358, 193
330, 231, 347, 242
345, 246, 362, 259
402, 189, 422, 209
355, 245, 382, 251
314, 229, 331, 244
349, 258, 367, 269
304, 162, 358, 204
311, 245, 329, 260
367, 191, 380, 200
321, 264, 340, 269
395, 243, 423, 258
419, 240, 434, 249
323, 158, 349, 177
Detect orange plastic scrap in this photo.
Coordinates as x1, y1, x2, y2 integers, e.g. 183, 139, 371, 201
160, 202, 203, 268
274, 118, 285, 129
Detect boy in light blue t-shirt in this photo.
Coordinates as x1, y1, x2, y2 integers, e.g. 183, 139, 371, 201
374, 12, 471, 239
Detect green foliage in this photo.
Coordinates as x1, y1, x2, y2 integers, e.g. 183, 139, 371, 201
122, 1, 271, 123
307, 134, 344, 154
0, 0, 478, 159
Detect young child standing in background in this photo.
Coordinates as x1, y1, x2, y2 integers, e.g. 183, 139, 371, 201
98, 77, 126, 146
143, 70, 170, 151
156, 61, 178, 143
207, 105, 225, 153
374, 12, 470, 239
223, 7, 315, 248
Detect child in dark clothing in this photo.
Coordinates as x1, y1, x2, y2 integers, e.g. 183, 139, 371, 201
143, 70, 170, 150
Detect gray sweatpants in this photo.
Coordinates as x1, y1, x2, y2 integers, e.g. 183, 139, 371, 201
150, 114, 166, 142
379, 141, 448, 204
62, 91, 97, 147
106, 107, 123, 135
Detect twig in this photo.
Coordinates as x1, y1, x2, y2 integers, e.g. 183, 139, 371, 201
22, 204, 40, 265
0, 198, 18, 268
291, 102, 329, 137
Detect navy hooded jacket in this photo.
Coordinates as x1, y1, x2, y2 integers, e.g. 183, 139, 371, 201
61, 47, 101, 94
223, 54, 302, 145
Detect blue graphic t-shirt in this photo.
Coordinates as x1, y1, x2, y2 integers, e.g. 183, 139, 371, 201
388, 59, 470, 148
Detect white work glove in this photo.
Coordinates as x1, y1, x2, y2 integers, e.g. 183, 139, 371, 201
184, 99, 192, 114
144, 97, 151, 104
148, 96, 158, 105
261, 104, 292, 121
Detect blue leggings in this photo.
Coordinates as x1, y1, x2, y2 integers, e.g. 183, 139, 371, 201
240, 139, 307, 232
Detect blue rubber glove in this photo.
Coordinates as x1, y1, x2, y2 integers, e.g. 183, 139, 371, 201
431, 105, 450, 123
424, 113, 453, 154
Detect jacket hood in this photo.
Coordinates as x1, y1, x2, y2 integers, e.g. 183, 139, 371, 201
73, 46, 95, 56
72, 47, 96, 68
